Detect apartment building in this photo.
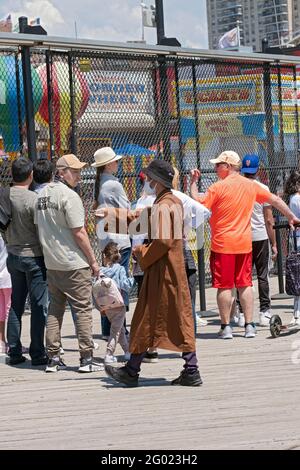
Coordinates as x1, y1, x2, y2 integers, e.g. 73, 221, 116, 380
207, 0, 300, 51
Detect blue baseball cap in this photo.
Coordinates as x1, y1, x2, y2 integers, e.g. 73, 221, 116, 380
241, 154, 259, 174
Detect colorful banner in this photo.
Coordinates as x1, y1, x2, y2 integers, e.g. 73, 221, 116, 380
199, 115, 243, 136
171, 75, 263, 116
271, 74, 300, 112
172, 74, 300, 117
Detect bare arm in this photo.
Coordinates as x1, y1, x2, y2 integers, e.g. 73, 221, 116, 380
263, 205, 277, 259
268, 194, 300, 228
71, 226, 100, 277
190, 169, 202, 201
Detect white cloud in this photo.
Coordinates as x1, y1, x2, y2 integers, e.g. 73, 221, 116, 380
10, 0, 64, 29
0, 0, 208, 48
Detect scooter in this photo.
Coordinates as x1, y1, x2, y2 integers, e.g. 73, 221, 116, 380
269, 314, 300, 338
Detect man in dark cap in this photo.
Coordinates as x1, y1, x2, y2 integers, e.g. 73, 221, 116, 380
101, 160, 202, 387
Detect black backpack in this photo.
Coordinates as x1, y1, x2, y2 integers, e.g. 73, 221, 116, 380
0, 187, 12, 231
285, 231, 300, 296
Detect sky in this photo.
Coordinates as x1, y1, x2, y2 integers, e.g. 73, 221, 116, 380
0, 0, 208, 49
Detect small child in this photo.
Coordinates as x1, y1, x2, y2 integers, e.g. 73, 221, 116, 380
0, 234, 12, 354
101, 242, 134, 363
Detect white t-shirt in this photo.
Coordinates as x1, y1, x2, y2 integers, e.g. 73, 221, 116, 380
0, 235, 11, 289
251, 180, 270, 242
35, 182, 89, 271
172, 190, 211, 229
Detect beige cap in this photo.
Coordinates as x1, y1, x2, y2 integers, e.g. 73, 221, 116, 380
91, 147, 123, 168
210, 151, 241, 166
56, 154, 87, 170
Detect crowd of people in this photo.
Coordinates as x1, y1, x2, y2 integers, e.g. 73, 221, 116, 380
0, 147, 300, 387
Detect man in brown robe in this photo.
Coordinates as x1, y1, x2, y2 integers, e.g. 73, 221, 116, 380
101, 160, 202, 387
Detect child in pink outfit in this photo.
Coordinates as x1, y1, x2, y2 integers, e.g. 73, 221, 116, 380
0, 234, 12, 354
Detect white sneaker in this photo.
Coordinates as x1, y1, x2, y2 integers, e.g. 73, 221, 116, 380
123, 352, 131, 361
104, 354, 117, 363
0, 341, 7, 354
290, 317, 300, 326
92, 341, 99, 350
259, 312, 271, 327
196, 315, 208, 326
218, 325, 233, 339
238, 313, 245, 328
78, 357, 104, 372
59, 347, 64, 355
244, 324, 256, 338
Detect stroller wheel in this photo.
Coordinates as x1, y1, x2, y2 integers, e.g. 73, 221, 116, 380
270, 314, 282, 338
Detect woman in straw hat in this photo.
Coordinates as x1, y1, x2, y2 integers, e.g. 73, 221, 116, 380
92, 147, 131, 339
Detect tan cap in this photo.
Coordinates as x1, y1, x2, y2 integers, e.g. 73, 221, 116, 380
210, 150, 241, 166
91, 147, 123, 168
56, 154, 87, 170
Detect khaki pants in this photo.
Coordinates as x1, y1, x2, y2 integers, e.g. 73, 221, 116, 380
105, 306, 129, 356
47, 268, 93, 359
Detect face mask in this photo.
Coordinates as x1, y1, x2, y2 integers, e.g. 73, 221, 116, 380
143, 181, 156, 196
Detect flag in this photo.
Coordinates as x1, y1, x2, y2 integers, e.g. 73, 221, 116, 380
0, 14, 12, 33
29, 17, 40, 26
218, 27, 239, 49
142, 6, 156, 28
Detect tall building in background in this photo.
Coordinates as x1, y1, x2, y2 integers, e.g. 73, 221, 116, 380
207, 1, 300, 52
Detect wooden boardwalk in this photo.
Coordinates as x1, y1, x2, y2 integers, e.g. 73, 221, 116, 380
1, 277, 300, 450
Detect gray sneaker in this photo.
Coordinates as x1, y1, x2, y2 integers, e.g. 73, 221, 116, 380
45, 357, 67, 373
244, 324, 256, 338
78, 357, 104, 373
218, 325, 233, 339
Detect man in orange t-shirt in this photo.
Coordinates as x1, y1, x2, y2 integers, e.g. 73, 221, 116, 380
190, 151, 300, 339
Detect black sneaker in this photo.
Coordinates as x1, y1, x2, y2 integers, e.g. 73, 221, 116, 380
142, 351, 158, 363
31, 356, 48, 366
105, 364, 139, 387
171, 369, 203, 387
45, 357, 67, 373
8, 355, 27, 366
78, 357, 104, 373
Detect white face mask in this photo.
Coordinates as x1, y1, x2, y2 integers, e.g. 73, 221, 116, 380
143, 181, 156, 196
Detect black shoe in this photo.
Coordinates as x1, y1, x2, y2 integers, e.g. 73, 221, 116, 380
8, 355, 27, 366
31, 357, 48, 366
105, 365, 139, 387
171, 369, 203, 387
142, 351, 158, 363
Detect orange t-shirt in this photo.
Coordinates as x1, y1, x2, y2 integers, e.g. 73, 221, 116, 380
199, 173, 272, 254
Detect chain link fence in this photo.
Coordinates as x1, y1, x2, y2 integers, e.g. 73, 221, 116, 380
1, 43, 300, 283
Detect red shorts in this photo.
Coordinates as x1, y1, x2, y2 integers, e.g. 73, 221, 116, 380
210, 251, 252, 289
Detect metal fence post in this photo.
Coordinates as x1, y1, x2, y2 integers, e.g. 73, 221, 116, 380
14, 54, 23, 154
263, 62, 276, 194
158, 56, 171, 162
19, 16, 37, 162
45, 50, 55, 160
68, 51, 77, 155
192, 62, 206, 312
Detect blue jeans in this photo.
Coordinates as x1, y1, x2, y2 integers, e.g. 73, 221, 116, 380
101, 246, 131, 337
6, 254, 48, 360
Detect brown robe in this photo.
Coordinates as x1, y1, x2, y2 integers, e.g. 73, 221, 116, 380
105, 189, 196, 354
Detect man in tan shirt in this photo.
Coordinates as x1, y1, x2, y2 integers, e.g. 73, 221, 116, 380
35, 154, 102, 373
